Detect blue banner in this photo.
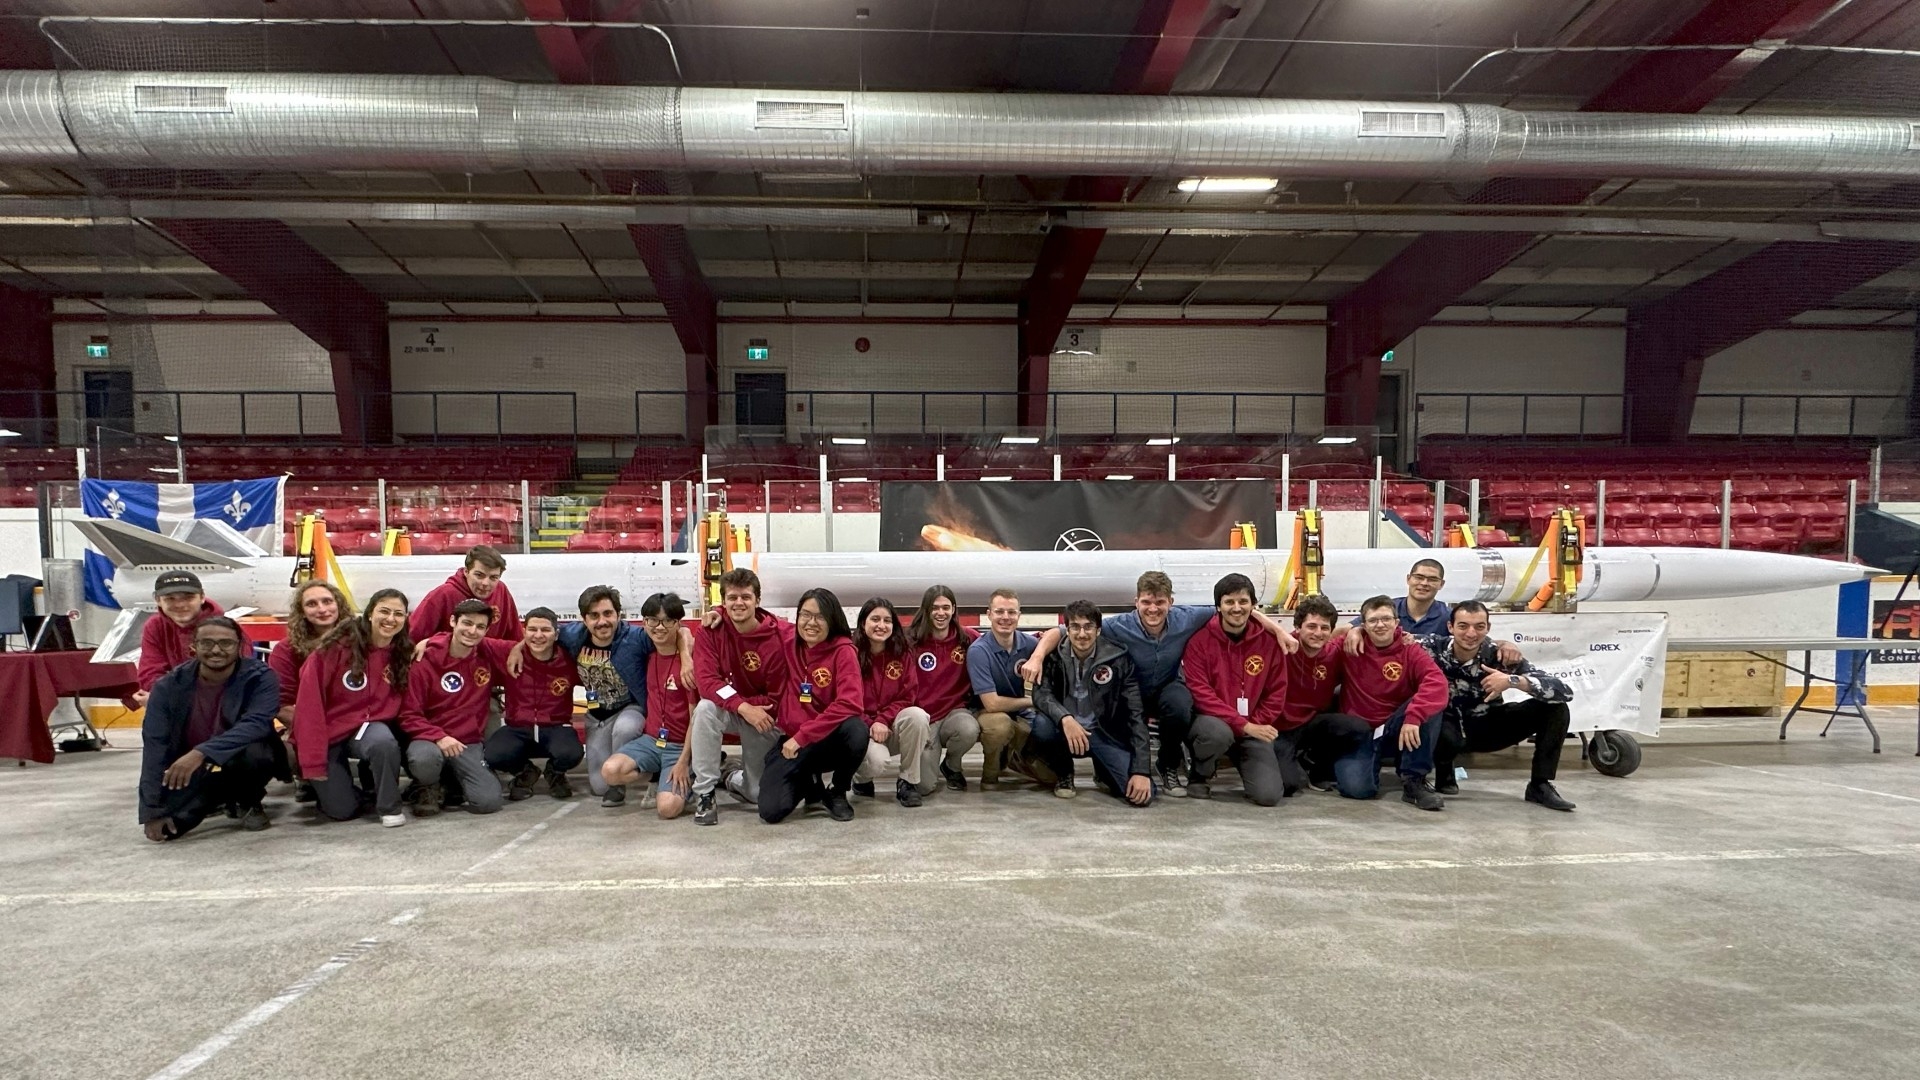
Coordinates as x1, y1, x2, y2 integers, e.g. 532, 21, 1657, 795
78, 476, 282, 609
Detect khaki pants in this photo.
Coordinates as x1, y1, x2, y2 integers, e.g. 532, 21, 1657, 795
855, 706, 933, 792
976, 710, 1056, 785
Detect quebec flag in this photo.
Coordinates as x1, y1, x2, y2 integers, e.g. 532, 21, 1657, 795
79, 476, 284, 608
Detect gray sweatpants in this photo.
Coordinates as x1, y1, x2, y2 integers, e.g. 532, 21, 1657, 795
584, 704, 647, 797
690, 699, 778, 799
924, 708, 980, 788
402, 741, 504, 814
855, 706, 933, 792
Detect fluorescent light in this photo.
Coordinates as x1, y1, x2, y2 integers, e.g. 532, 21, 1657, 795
981, 475, 1014, 482
162, 435, 179, 442
1177, 177, 1279, 193
1234, 476, 1264, 480
148, 467, 182, 474
839, 476, 869, 483
831, 436, 866, 445
0, 427, 20, 438
1147, 437, 1180, 446
1317, 435, 1359, 445
1104, 474, 1135, 481
1001, 436, 1039, 445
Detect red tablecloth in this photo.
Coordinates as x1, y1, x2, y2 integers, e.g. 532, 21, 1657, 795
0, 651, 140, 764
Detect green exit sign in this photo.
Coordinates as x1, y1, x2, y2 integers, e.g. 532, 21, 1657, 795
746, 337, 770, 361
86, 341, 110, 359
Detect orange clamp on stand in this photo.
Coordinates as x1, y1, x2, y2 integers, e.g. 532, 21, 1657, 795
699, 510, 734, 608
1281, 508, 1324, 610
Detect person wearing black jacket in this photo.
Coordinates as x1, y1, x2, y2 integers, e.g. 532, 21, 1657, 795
138, 617, 284, 840
1032, 601, 1154, 806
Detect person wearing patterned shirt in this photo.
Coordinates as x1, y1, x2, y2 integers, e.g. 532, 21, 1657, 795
1419, 600, 1577, 812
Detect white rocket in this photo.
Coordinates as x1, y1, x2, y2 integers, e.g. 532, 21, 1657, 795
76, 517, 1872, 616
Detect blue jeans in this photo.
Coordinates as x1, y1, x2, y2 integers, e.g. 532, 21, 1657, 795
1332, 704, 1443, 800
1030, 714, 1154, 804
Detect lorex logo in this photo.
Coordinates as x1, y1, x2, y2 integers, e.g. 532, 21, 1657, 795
1590, 642, 1622, 652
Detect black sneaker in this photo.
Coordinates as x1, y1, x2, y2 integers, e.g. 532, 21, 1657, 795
414, 782, 444, 816
442, 787, 467, 810
896, 778, 923, 807
601, 785, 626, 808
940, 760, 967, 792
224, 803, 242, 819
1185, 776, 1212, 800
1434, 769, 1460, 796
823, 788, 855, 822
852, 780, 876, 798
1309, 777, 1338, 792
239, 805, 271, 832
693, 790, 719, 825
1158, 768, 1188, 799
294, 782, 317, 804
1402, 777, 1444, 811
546, 767, 572, 800
1525, 780, 1576, 812
508, 765, 539, 801
1052, 775, 1078, 800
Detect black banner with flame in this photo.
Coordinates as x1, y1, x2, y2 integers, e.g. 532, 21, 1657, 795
878, 481, 1277, 552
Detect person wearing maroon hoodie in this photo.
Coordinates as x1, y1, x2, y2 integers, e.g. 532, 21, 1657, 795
270, 580, 353, 805
1183, 574, 1293, 805
850, 596, 931, 807
481, 606, 583, 802
758, 587, 870, 824
1335, 595, 1451, 811
399, 599, 505, 816
292, 589, 413, 826
905, 584, 981, 792
1278, 595, 1372, 795
601, 592, 701, 820
132, 570, 226, 706
407, 544, 522, 643
689, 568, 790, 826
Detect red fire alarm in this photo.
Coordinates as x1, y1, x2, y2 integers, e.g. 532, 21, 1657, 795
854, 336, 871, 353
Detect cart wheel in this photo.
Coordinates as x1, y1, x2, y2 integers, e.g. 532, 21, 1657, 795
1588, 730, 1641, 777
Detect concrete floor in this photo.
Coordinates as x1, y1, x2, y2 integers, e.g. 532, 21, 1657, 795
3, 713, 1919, 1080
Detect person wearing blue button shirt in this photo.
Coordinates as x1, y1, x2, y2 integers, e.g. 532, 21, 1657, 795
966, 588, 1054, 789
1350, 559, 1452, 636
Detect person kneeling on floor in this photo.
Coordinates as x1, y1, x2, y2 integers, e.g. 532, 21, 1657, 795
1183, 575, 1292, 805
1334, 595, 1451, 811
400, 599, 505, 816
759, 588, 870, 824
1420, 601, 1577, 812
601, 592, 701, 820
139, 617, 284, 840
482, 607, 583, 801
1031, 600, 1154, 806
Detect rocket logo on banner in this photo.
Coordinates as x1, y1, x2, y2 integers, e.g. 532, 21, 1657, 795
78, 476, 284, 608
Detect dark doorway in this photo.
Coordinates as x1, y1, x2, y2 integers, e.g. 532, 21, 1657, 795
1376, 370, 1405, 469
82, 369, 136, 435
734, 371, 787, 430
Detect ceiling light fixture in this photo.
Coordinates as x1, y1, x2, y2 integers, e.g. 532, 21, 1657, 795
831, 436, 866, 445
1001, 436, 1040, 445
1176, 177, 1280, 194
1317, 435, 1359, 445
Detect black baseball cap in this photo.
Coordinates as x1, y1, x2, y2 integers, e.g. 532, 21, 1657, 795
153, 570, 204, 597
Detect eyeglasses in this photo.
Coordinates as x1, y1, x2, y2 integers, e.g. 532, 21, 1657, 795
195, 639, 241, 651
1408, 574, 1443, 584
1362, 616, 1398, 627
642, 617, 678, 630
795, 610, 827, 624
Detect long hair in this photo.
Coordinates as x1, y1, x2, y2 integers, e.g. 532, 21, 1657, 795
285, 580, 354, 657
794, 588, 852, 658
319, 587, 413, 690
906, 584, 958, 645
852, 596, 904, 676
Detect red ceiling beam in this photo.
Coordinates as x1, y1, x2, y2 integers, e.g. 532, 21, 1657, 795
0, 282, 57, 444
1016, 0, 1220, 429
1324, 0, 1850, 432
523, 2, 718, 441
150, 220, 394, 443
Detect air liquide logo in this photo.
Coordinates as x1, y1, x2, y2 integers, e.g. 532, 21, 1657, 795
1512, 633, 1562, 645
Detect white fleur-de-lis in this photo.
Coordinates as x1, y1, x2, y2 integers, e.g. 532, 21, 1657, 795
223, 488, 252, 522
103, 489, 127, 519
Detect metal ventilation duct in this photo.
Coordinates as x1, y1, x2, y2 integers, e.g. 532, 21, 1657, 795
0, 69, 1915, 182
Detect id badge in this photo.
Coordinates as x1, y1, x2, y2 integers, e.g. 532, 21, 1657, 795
1236, 696, 1249, 717
656, 725, 669, 748
585, 686, 599, 704
799, 681, 814, 705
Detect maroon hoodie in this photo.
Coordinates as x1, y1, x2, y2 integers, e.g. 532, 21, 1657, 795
780, 637, 865, 746
1180, 614, 1288, 735
861, 646, 912, 726
399, 635, 501, 745
136, 598, 225, 691
408, 570, 522, 643
696, 609, 792, 716
292, 642, 404, 778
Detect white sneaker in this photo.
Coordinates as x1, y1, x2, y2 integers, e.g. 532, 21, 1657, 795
638, 783, 658, 810
380, 812, 406, 828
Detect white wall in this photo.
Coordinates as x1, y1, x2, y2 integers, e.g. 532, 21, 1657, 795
716, 323, 1016, 434
1050, 325, 1325, 434
1694, 330, 1912, 436
52, 321, 337, 438
1403, 326, 1627, 438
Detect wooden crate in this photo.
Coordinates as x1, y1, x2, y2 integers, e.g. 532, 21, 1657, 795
1663, 651, 1785, 716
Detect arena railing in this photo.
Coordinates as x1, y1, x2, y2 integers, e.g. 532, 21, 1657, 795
637, 389, 1326, 438
1, 390, 581, 444
1414, 393, 1629, 442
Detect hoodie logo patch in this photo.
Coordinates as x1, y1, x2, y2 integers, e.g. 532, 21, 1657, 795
743, 651, 762, 672
548, 677, 570, 697
917, 651, 937, 672
1093, 664, 1113, 685
1244, 655, 1265, 676
342, 671, 368, 692
665, 673, 678, 691
441, 672, 465, 693
811, 666, 833, 689
950, 646, 965, 665
474, 667, 491, 687
1383, 661, 1404, 681
1313, 664, 1329, 682
885, 660, 904, 681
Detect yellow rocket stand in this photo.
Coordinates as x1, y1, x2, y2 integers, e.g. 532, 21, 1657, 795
292, 513, 356, 610
1518, 507, 1585, 613
381, 528, 413, 556
698, 509, 743, 608
1279, 508, 1324, 610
